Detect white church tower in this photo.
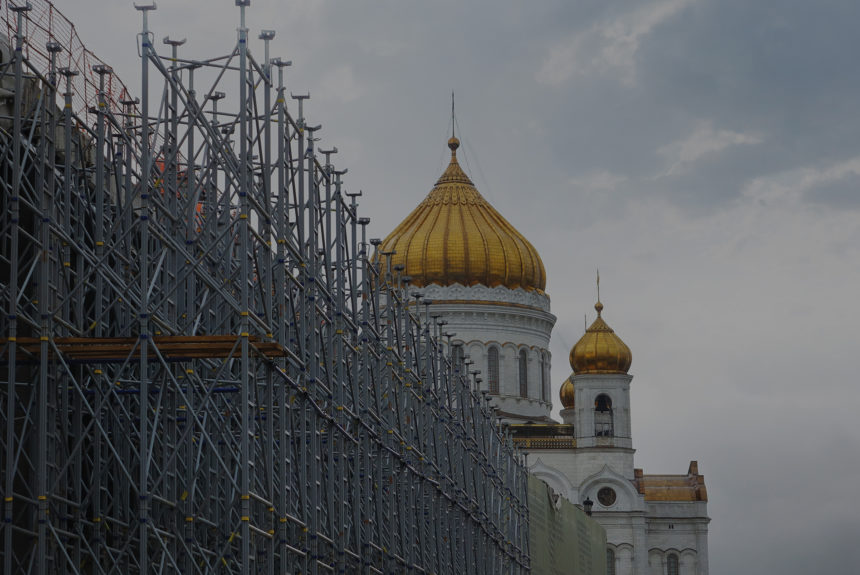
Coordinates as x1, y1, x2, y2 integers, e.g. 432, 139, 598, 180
526, 294, 710, 575
563, 297, 634, 452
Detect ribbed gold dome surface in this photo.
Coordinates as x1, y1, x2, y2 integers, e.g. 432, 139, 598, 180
559, 377, 575, 409
378, 137, 546, 292
569, 301, 632, 375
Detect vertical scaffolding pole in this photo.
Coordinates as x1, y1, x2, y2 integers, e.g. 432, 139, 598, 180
4, 7, 28, 573
236, 2, 253, 571
135, 4, 156, 571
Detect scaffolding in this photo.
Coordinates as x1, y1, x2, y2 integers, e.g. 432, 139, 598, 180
0, 1, 530, 573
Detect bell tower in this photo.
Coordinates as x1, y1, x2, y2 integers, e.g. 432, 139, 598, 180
560, 295, 635, 477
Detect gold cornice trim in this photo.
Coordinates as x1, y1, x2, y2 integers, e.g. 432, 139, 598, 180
512, 437, 577, 449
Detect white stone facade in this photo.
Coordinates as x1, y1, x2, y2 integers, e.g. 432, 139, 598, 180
526, 368, 710, 575
420, 280, 711, 574
389, 268, 708, 574
420, 282, 557, 422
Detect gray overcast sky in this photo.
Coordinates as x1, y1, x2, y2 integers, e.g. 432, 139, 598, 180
71, 1, 860, 572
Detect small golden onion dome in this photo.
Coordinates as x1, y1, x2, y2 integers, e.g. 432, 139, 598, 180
569, 300, 632, 375
377, 136, 546, 292
559, 377, 575, 409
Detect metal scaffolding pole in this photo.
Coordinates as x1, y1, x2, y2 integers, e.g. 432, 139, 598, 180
0, 1, 531, 573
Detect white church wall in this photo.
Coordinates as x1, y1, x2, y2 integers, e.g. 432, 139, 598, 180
650, 527, 700, 547
680, 550, 697, 575
648, 550, 663, 575
646, 548, 698, 575
531, 449, 637, 492
573, 373, 634, 449
424, 286, 556, 420
603, 528, 637, 575
646, 501, 709, 519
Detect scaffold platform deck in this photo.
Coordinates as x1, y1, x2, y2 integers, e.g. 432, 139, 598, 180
1, 335, 289, 363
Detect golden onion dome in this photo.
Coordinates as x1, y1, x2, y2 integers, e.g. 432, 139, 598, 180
569, 300, 632, 375
559, 377, 575, 409
377, 136, 546, 292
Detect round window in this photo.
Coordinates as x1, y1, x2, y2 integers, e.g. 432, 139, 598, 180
597, 486, 617, 507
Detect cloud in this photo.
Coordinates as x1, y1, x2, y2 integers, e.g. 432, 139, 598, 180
569, 170, 628, 192
536, 0, 695, 86
319, 64, 364, 103
657, 121, 762, 176
742, 155, 860, 207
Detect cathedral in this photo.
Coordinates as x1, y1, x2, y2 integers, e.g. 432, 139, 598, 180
379, 134, 710, 575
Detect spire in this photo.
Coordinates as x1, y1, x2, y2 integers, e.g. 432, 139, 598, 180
451, 91, 455, 139
596, 268, 603, 317
448, 92, 460, 155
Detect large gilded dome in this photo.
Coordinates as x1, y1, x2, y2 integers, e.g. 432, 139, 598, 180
570, 300, 632, 375
378, 137, 546, 292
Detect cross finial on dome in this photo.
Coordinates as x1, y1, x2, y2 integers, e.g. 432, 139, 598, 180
448, 92, 460, 154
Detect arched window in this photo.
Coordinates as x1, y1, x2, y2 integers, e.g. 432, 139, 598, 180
606, 548, 615, 575
667, 554, 679, 575
594, 394, 613, 437
518, 349, 528, 398
540, 352, 548, 402
488, 347, 500, 395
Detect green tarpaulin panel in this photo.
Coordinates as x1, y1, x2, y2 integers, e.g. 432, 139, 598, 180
528, 475, 607, 575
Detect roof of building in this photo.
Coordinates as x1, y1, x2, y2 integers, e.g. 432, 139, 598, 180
378, 136, 546, 292
569, 300, 632, 375
634, 461, 708, 502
